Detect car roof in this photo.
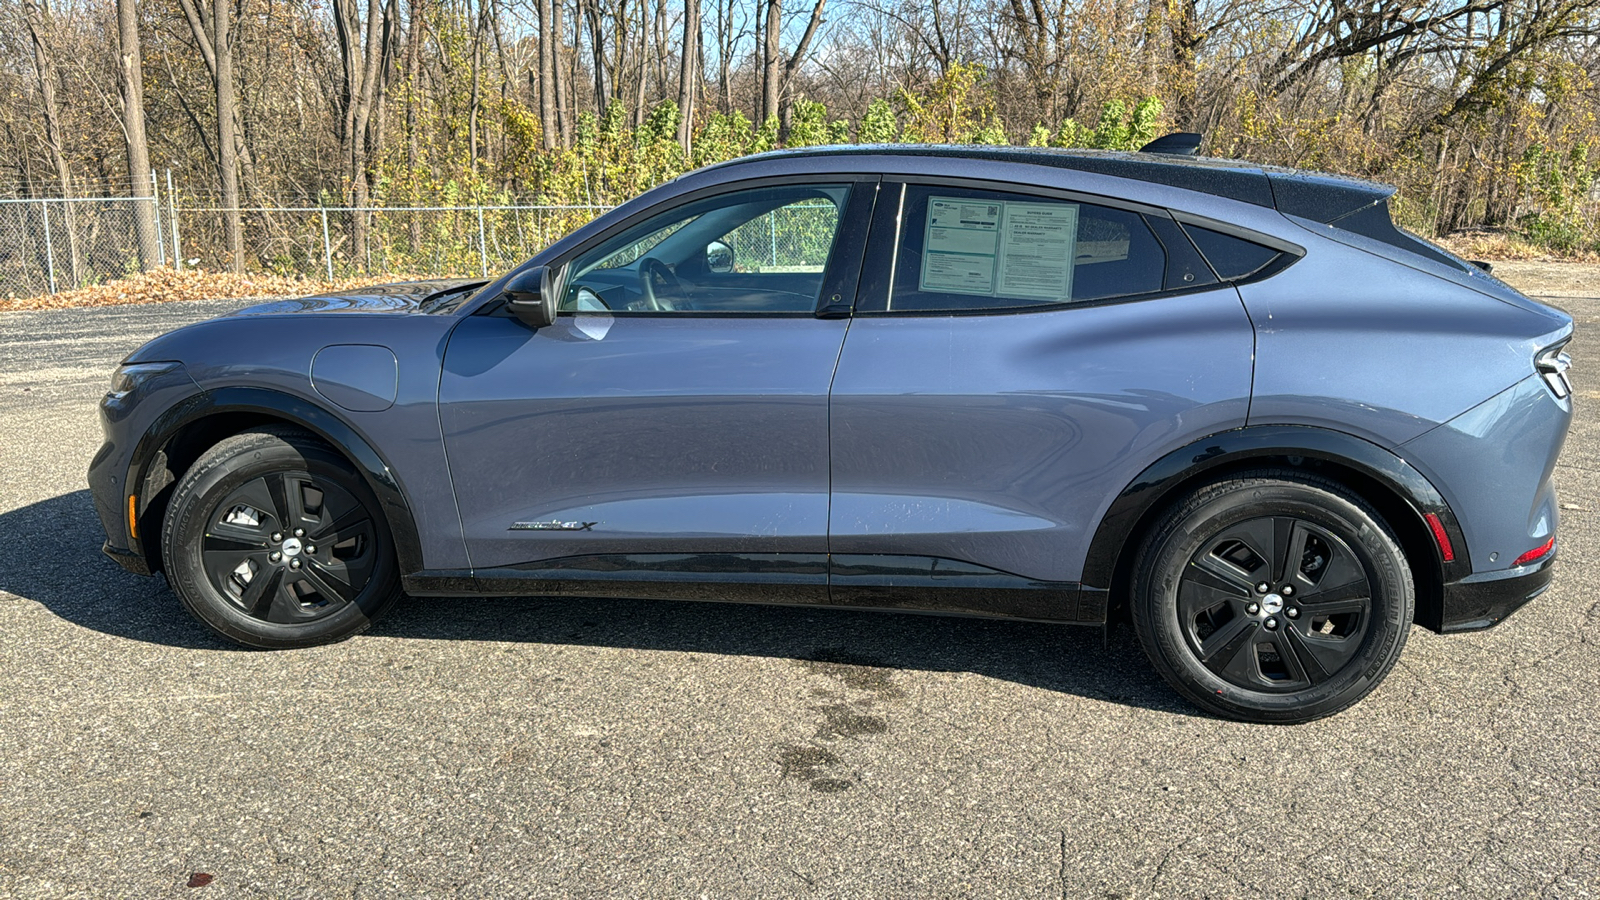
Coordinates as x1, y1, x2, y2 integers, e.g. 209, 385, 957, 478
699, 145, 1395, 225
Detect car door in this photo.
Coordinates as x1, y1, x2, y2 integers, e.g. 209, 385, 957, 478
826, 180, 1256, 615
440, 178, 874, 597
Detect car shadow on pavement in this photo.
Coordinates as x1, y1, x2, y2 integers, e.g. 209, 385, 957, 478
0, 491, 233, 650
4, 490, 1197, 716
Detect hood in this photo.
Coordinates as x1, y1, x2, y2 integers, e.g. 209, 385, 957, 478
223, 278, 484, 317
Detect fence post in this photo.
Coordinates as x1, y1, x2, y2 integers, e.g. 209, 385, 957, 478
167, 170, 181, 271
477, 206, 489, 277
320, 207, 334, 281
150, 169, 166, 267
40, 199, 58, 295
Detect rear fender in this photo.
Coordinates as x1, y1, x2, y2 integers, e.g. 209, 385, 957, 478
1083, 425, 1470, 631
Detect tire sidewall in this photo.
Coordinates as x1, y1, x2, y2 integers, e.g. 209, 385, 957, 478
163, 433, 399, 649
1137, 480, 1413, 722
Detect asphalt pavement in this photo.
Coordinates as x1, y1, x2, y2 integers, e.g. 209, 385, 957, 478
1, 294, 1597, 898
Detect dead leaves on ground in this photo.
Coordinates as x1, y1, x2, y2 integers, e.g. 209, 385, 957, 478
0, 267, 447, 312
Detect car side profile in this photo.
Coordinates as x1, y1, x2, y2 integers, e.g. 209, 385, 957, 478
89, 140, 1572, 723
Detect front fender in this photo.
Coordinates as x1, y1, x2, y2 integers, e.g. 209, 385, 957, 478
125, 386, 426, 577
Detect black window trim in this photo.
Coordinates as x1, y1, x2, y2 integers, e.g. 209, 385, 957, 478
854, 176, 1237, 318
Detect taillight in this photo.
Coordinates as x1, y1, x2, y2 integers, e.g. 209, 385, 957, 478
1513, 537, 1555, 567
1535, 341, 1572, 399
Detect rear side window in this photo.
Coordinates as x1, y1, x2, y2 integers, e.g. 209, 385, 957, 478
1182, 224, 1282, 280
866, 185, 1173, 313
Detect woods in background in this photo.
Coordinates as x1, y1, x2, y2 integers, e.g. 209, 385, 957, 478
3, 0, 1600, 275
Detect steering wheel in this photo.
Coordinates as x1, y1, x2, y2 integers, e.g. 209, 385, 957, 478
638, 257, 687, 311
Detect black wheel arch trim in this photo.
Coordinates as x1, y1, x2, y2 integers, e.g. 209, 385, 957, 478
1082, 425, 1471, 631
124, 385, 425, 577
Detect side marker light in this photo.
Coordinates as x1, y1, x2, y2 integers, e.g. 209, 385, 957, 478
1424, 513, 1454, 562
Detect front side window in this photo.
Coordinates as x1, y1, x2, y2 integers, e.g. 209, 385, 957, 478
561, 184, 850, 314
868, 185, 1178, 313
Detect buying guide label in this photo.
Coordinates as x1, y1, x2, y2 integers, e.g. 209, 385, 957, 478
920, 197, 1078, 301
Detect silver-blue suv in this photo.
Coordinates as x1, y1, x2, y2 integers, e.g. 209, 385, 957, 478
89, 140, 1573, 722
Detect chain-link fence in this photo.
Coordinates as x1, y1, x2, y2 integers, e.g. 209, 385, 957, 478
0, 197, 168, 297
0, 193, 848, 298
174, 204, 609, 280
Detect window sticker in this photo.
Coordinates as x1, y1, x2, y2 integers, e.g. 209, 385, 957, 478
998, 202, 1077, 299
920, 198, 1000, 294
918, 196, 1078, 301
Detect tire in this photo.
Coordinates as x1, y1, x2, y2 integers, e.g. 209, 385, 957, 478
1130, 470, 1413, 724
161, 426, 403, 649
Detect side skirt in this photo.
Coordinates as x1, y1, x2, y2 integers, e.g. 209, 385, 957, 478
401, 552, 1107, 625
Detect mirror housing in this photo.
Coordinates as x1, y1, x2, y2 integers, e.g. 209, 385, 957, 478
504, 265, 558, 328
706, 240, 734, 274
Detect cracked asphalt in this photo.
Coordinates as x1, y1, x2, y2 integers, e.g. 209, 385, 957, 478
2, 291, 1598, 898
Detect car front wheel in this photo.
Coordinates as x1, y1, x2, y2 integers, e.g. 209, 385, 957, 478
1131, 471, 1414, 723
161, 426, 403, 649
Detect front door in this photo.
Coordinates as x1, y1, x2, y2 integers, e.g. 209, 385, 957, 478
440, 180, 871, 596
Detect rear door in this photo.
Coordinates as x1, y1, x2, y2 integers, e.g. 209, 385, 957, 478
440, 178, 874, 591
827, 179, 1256, 611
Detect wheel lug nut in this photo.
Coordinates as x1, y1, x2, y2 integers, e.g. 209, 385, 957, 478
294, 528, 305, 538
306, 545, 316, 554
271, 532, 282, 542
1281, 585, 1294, 596
1287, 607, 1300, 619
1265, 617, 1278, 629
290, 559, 301, 569
1256, 582, 1270, 594
269, 552, 281, 563
1246, 603, 1260, 615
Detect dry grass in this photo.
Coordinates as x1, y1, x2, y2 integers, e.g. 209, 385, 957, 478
0, 267, 449, 312
1433, 230, 1600, 264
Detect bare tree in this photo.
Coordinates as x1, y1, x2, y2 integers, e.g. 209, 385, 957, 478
332, 0, 399, 266
21, 0, 80, 284
115, 0, 159, 267
677, 0, 700, 150
176, 0, 244, 271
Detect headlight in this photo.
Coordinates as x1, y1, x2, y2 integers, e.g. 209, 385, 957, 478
108, 361, 183, 398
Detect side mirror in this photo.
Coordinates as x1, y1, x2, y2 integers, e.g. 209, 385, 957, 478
706, 240, 733, 274
503, 265, 557, 328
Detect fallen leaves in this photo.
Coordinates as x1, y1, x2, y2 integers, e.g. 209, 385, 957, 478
0, 267, 450, 312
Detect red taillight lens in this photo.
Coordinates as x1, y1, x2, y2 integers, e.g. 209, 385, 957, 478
1513, 537, 1555, 567
1424, 513, 1454, 562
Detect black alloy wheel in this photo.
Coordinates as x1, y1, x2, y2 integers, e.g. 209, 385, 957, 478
1179, 516, 1373, 691
162, 426, 402, 648
1131, 470, 1413, 724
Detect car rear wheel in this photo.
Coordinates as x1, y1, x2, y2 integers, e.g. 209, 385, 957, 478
161, 426, 402, 649
1131, 471, 1413, 724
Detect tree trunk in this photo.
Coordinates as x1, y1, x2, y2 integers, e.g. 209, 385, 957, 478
539, 0, 558, 149
761, 0, 782, 124
116, 0, 160, 269
778, 0, 825, 136
585, 0, 611, 113
1169, 0, 1200, 128
676, 0, 698, 151
22, 0, 81, 287
334, 0, 396, 272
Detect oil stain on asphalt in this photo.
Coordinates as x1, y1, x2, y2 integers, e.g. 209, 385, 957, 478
776, 649, 905, 792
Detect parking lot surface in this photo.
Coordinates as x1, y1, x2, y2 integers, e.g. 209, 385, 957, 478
2, 291, 1598, 898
